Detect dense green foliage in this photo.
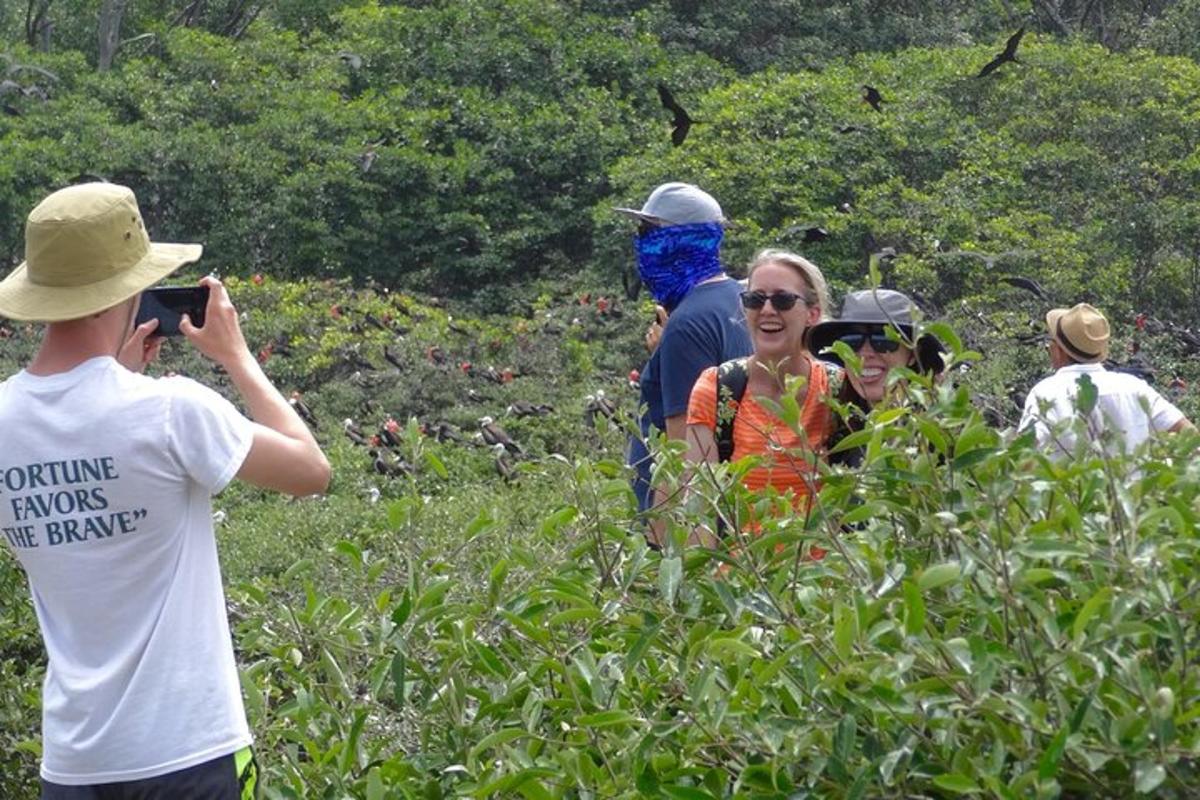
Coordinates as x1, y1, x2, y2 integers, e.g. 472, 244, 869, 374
1, 1, 1200, 314
4, 1, 1200, 797
3, 284, 1200, 798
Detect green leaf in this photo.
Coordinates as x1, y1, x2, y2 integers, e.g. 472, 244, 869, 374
539, 506, 578, 538
239, 668, 264, 720
366, 767, 384, 800
391, 590, 412, 627
282, 558, 313, 582
952, 447, 997, 470
1135, 763, 1166, 794
625, 622, 660, 670
468, 728, 528, 765
415, 578, 452, 611
488, 559, 509, 606
932, 774, 980, 794
576, 709, 637, 728
707, 637, 760, 659
660, 555, 682, 606
1069, 691, 1094, 733
333, 540, 363, 567
918, 561, 961, 591
829, 428, 875, 454
390, 652, 406, 706
834, 714, 857, 764
424, 450, 449, 479
661, 787, 719, 800
1072, 587, 1112, 640
1074, 373, 1098, 415
1037, 726, 1069, 782
834, 601, 857, 659
903, 579, 926, 636
924, 322, 963, 354
879, 748, 909, 786
339, 708, 367, 774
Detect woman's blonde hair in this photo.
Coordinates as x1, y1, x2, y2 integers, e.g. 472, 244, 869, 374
746, 249, 830, 321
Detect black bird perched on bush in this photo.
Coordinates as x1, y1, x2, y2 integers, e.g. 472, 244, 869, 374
343, 418, 369, 446
289, 392, 318, 429
584, 391, 619, 428
861, 85, 884, 112
785, 224, 830, 244
999, 275, 1050, 302
507, 401, 554, 418
480, 416, 522, 454
492, 444, 519, 482
976, 27, 1025, 78
426, 420, 464, 444
358, 147, 377, 174
383, 345, 404, 370
621, 266, 641, 301
657, 84, 696, 147
370, 449, 411, 478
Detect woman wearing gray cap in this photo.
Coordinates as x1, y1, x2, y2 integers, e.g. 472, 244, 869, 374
807, 289, 945, 467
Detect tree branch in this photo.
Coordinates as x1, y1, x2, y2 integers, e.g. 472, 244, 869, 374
1032, 0, 1074, 37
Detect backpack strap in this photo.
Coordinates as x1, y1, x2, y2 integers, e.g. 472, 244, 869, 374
714, 357, 750, 462
714, 358, 842, 463
823, 360, 845, 399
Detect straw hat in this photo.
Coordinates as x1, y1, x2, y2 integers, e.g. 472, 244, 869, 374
0, 183, 202, 322
1046, 303, 1109, 363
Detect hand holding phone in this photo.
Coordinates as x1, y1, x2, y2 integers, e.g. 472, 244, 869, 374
179, 276, 251, 370
135, 286, 210, 337
645, 305, 668, 352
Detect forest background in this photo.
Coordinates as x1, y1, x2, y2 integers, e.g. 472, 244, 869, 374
2, 1, 1200, 798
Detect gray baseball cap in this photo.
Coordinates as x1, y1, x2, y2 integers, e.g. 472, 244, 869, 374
613, 182, 726, 227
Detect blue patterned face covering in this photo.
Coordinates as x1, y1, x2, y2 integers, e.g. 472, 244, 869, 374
634, 222, 725, 310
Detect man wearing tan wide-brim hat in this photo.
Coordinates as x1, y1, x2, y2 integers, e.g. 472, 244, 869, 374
1019, 302, 1192, 456
0, 183, 330, 796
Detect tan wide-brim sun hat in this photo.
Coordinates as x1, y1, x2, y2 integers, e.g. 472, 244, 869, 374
0, 182, 202, 322
1046, 302, 1109, 363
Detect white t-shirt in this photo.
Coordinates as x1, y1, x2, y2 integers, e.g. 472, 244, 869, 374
1019, 363, 1184, 457
0, 356, 254, 784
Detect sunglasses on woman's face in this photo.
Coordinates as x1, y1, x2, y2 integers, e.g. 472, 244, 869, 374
837, 329, 902, 353
740, 290, 807, 311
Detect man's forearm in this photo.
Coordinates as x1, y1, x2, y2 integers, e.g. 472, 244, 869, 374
224, 352, 319, 446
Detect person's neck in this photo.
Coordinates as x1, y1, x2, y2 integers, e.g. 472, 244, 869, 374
695, 272, 727, 286
27, 323, 119, 376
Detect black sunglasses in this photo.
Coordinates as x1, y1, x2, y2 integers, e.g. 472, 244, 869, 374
740, 290, 808, 311
836, 330, 902, 353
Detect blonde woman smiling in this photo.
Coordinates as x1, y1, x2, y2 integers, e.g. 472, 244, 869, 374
684, 249, 840, 516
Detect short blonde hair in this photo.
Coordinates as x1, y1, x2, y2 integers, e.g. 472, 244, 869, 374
746, 249, 830, 321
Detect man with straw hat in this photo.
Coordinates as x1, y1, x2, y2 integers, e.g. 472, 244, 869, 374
1019, 302, 1191, 456
0, 183, 330, 797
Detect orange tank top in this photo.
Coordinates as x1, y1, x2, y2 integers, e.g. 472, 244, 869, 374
687, 359, 838, 510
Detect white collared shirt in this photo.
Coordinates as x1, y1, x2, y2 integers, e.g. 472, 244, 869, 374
1019, 363, 1183, 457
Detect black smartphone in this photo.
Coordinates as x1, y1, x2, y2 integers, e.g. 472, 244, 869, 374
135, 286, 209, 337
